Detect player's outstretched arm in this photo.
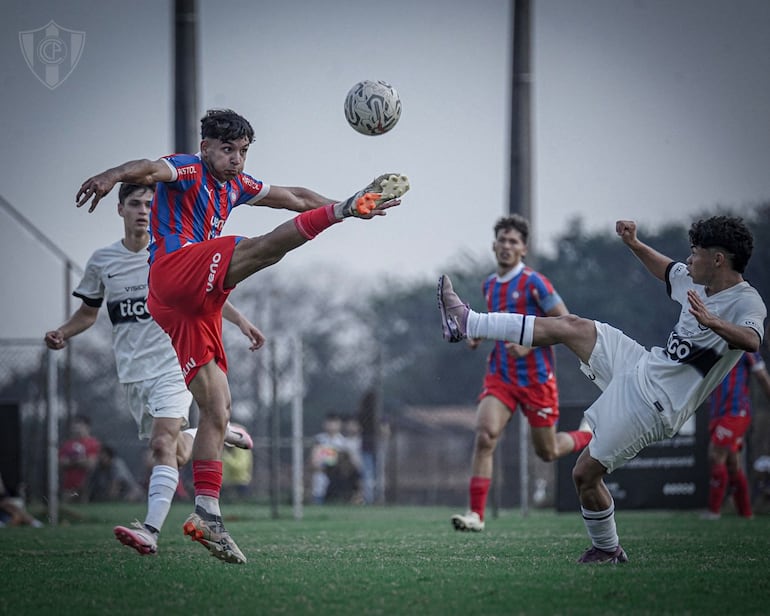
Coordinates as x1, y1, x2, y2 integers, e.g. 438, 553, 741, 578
222, 301, 265, 351
257, 185, 335, 213
76, 159, 174, 213
44, 303, 99, 350
616, 220, 673, 282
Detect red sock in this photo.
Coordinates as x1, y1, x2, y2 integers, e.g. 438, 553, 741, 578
708, 463, 728, 514
729, 469, 752, 517
192, 460, 223, 499
469, 476, 492, 521
568, 430, 592, 452
294, 204, 340, 239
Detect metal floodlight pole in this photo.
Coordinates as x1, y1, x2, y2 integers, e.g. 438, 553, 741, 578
174, 0, 199, 154
269, 338, 280, 519
509, 0, 533, 225
46, 349, 60, 526
510, 0, 533, 517
291, 335, 304, 520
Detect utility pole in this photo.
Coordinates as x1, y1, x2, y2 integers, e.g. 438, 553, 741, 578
509, 0, 532, 226
510, 0, 533, 517
174, 0, 199, 153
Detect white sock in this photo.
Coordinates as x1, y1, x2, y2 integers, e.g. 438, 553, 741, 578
581, 500, 619, 551
195, 495, 221, 517
466, 310, 534, 346
145, 465, 179, 532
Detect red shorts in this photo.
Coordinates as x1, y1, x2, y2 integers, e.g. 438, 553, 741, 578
148, 237, 238, 385
479, 373, 560, 428
709, 414, 751, 452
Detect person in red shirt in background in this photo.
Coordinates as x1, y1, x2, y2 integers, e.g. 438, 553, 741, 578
703, 350, 770, 519
59, 415, 101, 503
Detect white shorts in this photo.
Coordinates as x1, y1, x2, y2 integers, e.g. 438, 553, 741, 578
122, 372, 193, 440
580, 321, 667, 473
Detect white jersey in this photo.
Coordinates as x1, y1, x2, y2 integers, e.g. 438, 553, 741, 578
73, 240, 184, 383
637, 262, 766, 435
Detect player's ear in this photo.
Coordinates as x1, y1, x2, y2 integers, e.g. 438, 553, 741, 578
117, 201, 125, 218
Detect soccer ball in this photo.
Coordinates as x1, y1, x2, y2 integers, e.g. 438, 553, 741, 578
344, 80, 402, 136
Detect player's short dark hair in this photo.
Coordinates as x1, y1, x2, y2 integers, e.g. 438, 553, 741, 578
689, 215, 753, 274
118, 183, 154, 204
201, 109, 255, 143
494, 215, 530, 244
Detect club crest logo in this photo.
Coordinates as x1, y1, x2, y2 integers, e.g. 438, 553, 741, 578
19, 21, 85, 90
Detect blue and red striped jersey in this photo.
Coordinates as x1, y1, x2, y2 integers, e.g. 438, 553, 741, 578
708, 351, 765, 419
148, 153, 269, 263
482, 264, 563, 386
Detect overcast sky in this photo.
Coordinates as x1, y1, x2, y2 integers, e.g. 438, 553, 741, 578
2, 0, 769, 339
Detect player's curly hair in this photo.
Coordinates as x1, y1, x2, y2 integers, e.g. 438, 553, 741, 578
200, 109, 255, 143
494, 214, 529, 244
689, 215, 753, 273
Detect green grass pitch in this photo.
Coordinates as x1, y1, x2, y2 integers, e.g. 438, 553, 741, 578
1, 503, 769, 615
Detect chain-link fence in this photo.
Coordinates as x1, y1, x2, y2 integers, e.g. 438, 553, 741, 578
1, 271, 607, 521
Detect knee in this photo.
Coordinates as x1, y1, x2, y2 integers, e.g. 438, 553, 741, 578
572, 459, 600, 491
475, 428, 498, 453
195, 391, 231, 424
149, 432, 176, 460
202, 405, 231, 432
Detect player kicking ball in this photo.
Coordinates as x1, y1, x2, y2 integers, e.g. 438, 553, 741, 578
438, 216, 765, 563
46, 182, 261, 558
76, 109, 409, 564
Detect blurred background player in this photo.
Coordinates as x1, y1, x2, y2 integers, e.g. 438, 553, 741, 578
58, 414, 101, 503
88, 445, 144, 503
451, 215, 591, 532
75, 109, 409, 564
46, 182, 259, 556
310, 412, 346, 504
703, 351, 770, 519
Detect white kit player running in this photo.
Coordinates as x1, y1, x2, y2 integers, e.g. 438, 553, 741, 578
438, 216, 766, 564
45, 183, 264, 556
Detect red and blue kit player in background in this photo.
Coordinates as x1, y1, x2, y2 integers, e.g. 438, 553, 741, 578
704, 350, 770, 519
451, 215, 592, 532
76, 108, 410, 564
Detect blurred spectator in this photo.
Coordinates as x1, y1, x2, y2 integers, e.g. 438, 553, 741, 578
325, 415, 363, 504
58, 415, 101, 503
324, 449, 362, 504
222, 424, 253, 500
310, 412, 347, 504
357, 389, 379, 505
341, 414, 364, 474
0, 473, 43, 528
88, 445, 144, 502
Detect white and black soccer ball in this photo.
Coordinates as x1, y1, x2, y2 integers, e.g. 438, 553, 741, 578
344, 80, 402, 136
